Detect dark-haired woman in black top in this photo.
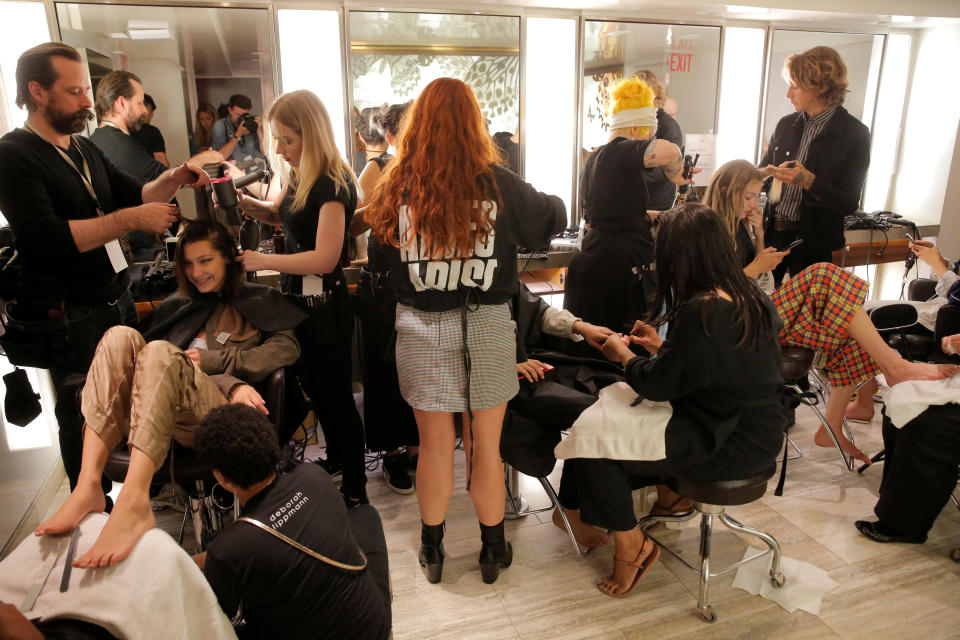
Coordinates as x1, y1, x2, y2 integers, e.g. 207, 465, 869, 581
558, 203, 786, 598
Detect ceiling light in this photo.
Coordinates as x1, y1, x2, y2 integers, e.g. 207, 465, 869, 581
128, 29, 171, 40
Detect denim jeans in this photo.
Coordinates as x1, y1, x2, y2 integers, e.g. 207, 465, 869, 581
50, 290, 138, 490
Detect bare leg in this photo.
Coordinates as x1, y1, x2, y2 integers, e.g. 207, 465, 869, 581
461, 404, 507, 526
551, 507, 610, 548
597, 527, 657, 596
413, 409, 456, 526
35, 427, 109, 536
845, 377, 878, 422
73, 447, 156, 568
846, 310, 958, 385
815, 383, 872, 466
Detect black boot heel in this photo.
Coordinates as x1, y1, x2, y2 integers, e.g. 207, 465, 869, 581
478, 520, 513, 584
419, 521, 445, 584
479, 541, 512, 584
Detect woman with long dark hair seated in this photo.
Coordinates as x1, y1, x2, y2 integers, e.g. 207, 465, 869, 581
557, 204, 786, 598
35, 220, 305, 568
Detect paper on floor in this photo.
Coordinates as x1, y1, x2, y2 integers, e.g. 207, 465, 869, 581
732, 548, 838, 615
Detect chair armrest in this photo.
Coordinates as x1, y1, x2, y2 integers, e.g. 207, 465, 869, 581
908, 278, 937, 301
255, 368, 285, 434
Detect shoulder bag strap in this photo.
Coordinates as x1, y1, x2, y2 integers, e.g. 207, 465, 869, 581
236, 516, 367, 573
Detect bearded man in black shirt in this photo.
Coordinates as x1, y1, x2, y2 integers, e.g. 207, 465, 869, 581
0, 42, 210, 491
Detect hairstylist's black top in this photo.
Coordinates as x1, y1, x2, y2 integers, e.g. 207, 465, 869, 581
623, 294, 785, 480
387, 164, 566, 311
279, 173, 357, 294
0, 129, 143, 305
580, 136, 652, 235
643, 108, 683, 211
204, 464, 390, 640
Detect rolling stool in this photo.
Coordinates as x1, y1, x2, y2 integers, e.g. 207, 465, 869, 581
638, 466, 784, 623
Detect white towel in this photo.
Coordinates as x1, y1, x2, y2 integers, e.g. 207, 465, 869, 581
0, 513, 237, 640
554, 382, 672, 461
882, 376, 960, 428
732, 548, 838, 615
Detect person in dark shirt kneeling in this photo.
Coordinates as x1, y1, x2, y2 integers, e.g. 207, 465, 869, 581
194, 404, 391, 640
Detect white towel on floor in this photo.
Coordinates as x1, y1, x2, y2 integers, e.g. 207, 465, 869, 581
732, 548, 838, 615
0, 512, 236, 640
882, 376, 960, 428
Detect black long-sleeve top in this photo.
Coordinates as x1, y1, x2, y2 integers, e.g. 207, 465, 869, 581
624, 294, 786, 480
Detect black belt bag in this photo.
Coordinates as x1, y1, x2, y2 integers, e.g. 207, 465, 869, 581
0, 302, 73, 369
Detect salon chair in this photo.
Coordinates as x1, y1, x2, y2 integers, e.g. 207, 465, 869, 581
102, 368, 287, 551
639, 466, 785, 623
874, 278, 960, 363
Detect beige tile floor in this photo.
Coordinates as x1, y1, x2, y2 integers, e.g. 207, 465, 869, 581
36, 402, 960, 640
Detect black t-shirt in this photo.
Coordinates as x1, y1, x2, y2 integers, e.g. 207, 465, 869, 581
580, 137, 652, 235
131, 123, 166, 154
204, 464, 389, 640
387, 164, 566, 311
643, 108, 684, 211
624, 295, 785, 480
0, 128, 143, 304
734, 223, 757, 270
91, 125, 166, 183
279, 173, 357, 294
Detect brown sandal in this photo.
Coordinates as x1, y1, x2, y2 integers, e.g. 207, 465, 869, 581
650, 495, 694, 516
596, 536, 661, 598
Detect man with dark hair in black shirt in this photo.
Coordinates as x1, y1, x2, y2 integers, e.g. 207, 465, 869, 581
90, 70, 222, 258
194, 404, 391, 640
131, 93, 168, 167
0, 42, 210, 491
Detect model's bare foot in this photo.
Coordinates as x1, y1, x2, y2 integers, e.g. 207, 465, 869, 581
597, 531, 658, 597
814, 425, 872, 467
844, 402, 875, 424
73, 493, 155, 568
35, 481, 106, 536
552, 507, 609, 548
885, 361, 960, 387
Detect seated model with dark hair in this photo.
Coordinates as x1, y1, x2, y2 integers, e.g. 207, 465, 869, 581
195, 404, 391, 640
35, 220, 306, 568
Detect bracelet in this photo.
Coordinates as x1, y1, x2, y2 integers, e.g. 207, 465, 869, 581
232, 135, 240, 141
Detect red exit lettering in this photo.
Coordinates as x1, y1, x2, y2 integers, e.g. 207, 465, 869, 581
669, 53, 693, 72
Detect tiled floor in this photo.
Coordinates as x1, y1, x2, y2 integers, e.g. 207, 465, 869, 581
35, 402, 960, 639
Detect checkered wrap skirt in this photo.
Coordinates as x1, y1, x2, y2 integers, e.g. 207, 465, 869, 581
394, 302, 519, 412
773, 262, 880, 386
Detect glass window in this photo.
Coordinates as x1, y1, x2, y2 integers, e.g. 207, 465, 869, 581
582, 21, 722, 151
762, 30, 883, 152
349, 11, 519, 171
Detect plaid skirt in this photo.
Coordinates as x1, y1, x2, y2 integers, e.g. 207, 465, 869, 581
773, 262, 880, 386
395, 302, 518, 412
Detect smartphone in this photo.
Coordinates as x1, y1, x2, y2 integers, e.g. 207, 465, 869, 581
904, 233, 916, 243
781, 238, 804, 252
785, 161, 797, 168
518, 362, 555, 380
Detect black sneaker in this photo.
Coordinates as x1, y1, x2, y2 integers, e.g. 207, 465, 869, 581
406, 454, 418, 478
342, 489, 369, 510
315, 457, 343, 484
383, 454, 415, 495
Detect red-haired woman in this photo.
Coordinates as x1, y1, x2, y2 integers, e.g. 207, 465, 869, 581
367, 78, 565, 585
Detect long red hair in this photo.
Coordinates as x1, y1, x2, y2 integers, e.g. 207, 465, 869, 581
367, 78, 501, 259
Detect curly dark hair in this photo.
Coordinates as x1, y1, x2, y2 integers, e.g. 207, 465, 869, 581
194, 404, 281, 488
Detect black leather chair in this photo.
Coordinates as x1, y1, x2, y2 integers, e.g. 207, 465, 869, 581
874, 278, 960, 362
639, 466, 785, 623
103, 368, 287, 551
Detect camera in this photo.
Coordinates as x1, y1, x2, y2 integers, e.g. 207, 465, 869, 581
239, 113, 258, 136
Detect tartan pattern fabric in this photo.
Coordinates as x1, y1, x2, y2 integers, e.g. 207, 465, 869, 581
773, 262, 880, 386
395, 302, 518, 412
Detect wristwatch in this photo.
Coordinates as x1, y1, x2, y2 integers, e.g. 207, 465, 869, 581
232, 134, 240, 141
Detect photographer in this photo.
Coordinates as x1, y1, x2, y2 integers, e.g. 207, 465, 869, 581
212, 93, 264, 166
0, 42, 209, 492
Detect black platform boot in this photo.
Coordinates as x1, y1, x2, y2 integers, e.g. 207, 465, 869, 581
478, 520, 513, 584
419, 521, 445, 584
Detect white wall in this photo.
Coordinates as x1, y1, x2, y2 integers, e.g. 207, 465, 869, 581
889, 24, 960, 241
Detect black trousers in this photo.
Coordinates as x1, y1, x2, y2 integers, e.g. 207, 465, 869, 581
766, 227, 833, 286
357, 284, 418, 452
294, 284, 367, 498
557, 458, 663, 532
875, 407, 960, 534
50, 291, 138, 491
